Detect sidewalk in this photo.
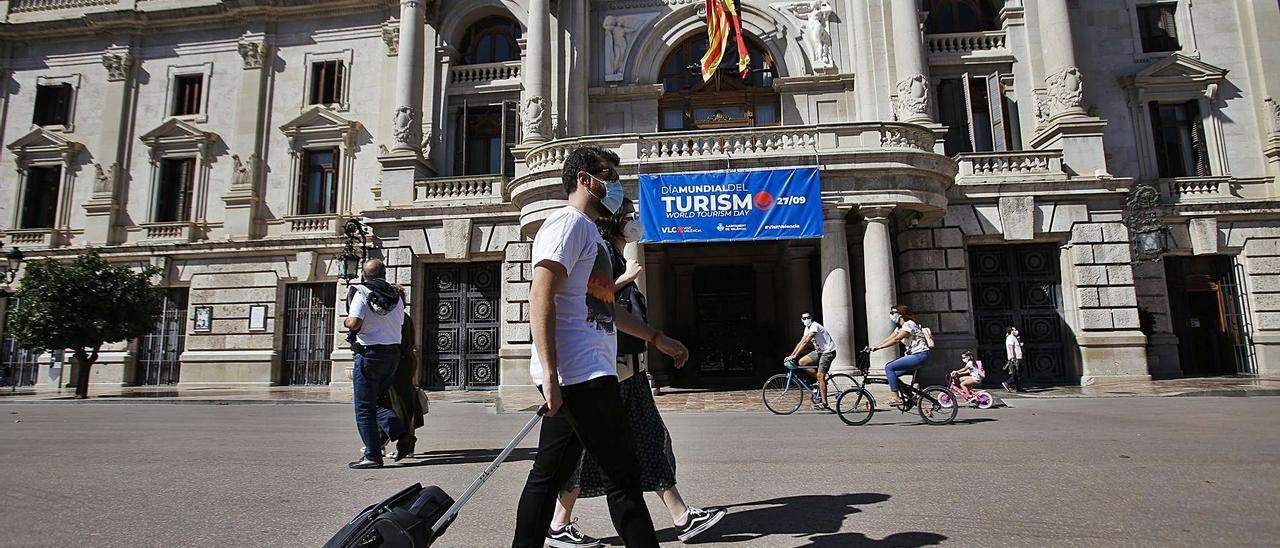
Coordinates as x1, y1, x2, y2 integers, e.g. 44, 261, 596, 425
2, 376, 1277, 410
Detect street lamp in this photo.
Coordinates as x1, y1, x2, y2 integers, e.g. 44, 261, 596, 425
336, 219, 368, 283
2, 246, 23, 286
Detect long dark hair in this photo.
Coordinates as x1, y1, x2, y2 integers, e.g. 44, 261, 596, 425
595, 197, 634, 245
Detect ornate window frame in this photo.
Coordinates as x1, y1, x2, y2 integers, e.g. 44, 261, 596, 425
164, 62, 214, 124
1125, 0, 1200, 62
6, 128, 83, 247
1123, 53, 1228, 182
279, 106, 361, 223
137, 118, 219, 239
301, 49, 354, 113
32, 73, 81, 133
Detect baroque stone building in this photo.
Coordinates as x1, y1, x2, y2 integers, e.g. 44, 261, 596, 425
1, 0, 1278, 395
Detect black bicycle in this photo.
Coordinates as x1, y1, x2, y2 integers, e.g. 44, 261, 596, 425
835, 350, 957, 426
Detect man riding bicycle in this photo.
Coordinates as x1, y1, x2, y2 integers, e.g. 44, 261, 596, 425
785, 312, 838, 410
867, 304, 931, 407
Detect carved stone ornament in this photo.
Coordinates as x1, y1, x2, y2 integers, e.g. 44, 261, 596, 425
1265, 97, 1280, 134
420, 127, 435, 157
392, 105, 421, 149
382, 21, 400, 56
602, 14, 655, 82
1123, 184, 1168, 262
1034, 92, 1051, 124
521, 96, 548, 140
231, 153, 258, 188
894, 74, 930, 121
1046, 66, 1085, 116
779, 0, 839, 72
237, 39, 268, 70
101, 51, 133, 82
93, 162, 117, 194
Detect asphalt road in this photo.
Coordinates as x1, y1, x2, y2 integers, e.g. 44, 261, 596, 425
0, 397, 1277, 547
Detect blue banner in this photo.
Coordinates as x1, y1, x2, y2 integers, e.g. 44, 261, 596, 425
639, 168, 824, 243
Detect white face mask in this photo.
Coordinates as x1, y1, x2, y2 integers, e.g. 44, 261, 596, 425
622, 220, 644, 243
802, 318, 813, 327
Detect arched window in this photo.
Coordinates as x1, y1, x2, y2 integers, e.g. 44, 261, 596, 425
657, 34, 781, 131
924, 0, 999, 34
460, 16, 522, 65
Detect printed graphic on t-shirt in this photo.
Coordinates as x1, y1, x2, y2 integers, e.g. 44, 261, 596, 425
585, 243, 616, 334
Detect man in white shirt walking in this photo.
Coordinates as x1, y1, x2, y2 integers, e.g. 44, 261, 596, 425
786, 312, 839, 410
1003, 326, 1024, 392
344, 259, 407, 469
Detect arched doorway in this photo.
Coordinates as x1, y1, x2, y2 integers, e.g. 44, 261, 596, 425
657, 34, 781, 131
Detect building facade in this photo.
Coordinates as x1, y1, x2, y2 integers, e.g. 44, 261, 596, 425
1, 0, 1278, 395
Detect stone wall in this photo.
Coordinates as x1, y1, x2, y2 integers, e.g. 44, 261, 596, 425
1066, 220, 1149, 382
499, 240, 535, 398
895, 224, 975, 381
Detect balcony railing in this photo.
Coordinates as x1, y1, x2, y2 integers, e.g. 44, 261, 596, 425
1160, 176, 1233, 202
286, 215, 339, 234
10, 0, 116, 13
415, 175, 505, 204
3, 229, 57, 248
142, 222, 195, 242
449, 61, 521, 87
956, 150, 1066, 180
926, 31, 1009, 58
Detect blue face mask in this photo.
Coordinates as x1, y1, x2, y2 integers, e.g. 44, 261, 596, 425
889, 312, 901, 326
587, 172, 625, 214
802, 318, 813, 328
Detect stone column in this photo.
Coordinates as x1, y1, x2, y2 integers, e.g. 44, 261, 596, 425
391, 0, 425, 151
521, 0, 552, 143
1038, 0, 1086, 120
819, 207, 857, 373
82, 46, 135, 246
890, 0, 932, 124
862, 206, 900, 371
223, 33, 270, 240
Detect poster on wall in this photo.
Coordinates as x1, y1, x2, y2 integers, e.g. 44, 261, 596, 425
193, 306, 212, 332
638, 167, 824, 244
248, 305, 268, 332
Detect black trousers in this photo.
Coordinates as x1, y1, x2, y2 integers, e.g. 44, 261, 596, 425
512, 376, 657, 547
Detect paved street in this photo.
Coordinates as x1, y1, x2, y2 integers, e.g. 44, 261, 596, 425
1, 398, 1277, 547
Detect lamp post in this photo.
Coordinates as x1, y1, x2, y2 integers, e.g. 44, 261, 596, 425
336, 219, 369, 283
1, 245, 23, 287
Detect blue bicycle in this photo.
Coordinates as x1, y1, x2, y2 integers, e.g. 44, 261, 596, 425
761, 360, 860, 415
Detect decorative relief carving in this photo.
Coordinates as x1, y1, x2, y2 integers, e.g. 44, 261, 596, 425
521, 96, 549, 141
231, 153, 258, 188
237, 38, 268, 70
93, 162, 117, 194
392, 105, 421, 149
598, 0, 697, 9
777, 0, 839, 72
101, 50, 133, 82
893, 74, 930, 122
1034, 91, 1050, 125
1266, 97, 1280, 134
602, 14, 654, 82
1046, 66, 1085, 116
382, 20, 400, 56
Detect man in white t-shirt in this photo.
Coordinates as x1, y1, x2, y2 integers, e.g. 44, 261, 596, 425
785, 312, 839, 409
513, 146, 689, 548
343, 259, 406, 469
1003, 326, 1024, 392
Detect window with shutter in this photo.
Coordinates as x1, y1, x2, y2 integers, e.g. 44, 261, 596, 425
310, 60, 345, 106
33, 84, 73, 127
938, 73, 1013, 156
20, 166, 60, 229
298, 149, 339, 215
154, 158, 196, 222
1137, 4, 1180, 53
1149, 101, 1209, 178
172, 74, 204, 116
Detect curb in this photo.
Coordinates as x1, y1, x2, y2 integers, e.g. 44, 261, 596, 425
0, 398, 348, 405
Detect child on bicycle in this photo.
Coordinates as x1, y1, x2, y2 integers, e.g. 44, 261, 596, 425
948, 350, 983, 400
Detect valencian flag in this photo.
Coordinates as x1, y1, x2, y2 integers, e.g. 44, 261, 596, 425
699, 0, 751, 81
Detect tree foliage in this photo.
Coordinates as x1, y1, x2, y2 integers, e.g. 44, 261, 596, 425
8, 251, 163, 398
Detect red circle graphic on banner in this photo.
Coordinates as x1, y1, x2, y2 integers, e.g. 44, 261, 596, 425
754, 191, 775, 211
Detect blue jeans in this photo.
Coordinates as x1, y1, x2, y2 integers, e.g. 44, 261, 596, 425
885, 351, 930, 392
353, 345, 405, 461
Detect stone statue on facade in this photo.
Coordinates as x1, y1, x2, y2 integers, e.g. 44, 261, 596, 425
231, 154, 256, 188
894, 74, 930, 122
382, 20, 400, 56
93, 162, 115, 194
783, 0, 838, 71
521, 96, 548, 141
392, 105, 420, 150
237, 38, 268, 70
101, 51, 133, 82
1046, 66, 1085, 117
602, 14, 647, 82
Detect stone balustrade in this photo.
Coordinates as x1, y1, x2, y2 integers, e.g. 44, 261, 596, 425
10, 0, 116, 13
414, 175, 505, 203
956, 150, 1065, 179
3, 229, 57, 248
287, 215, 338, 234
449, 61, 521, 86
925, 31, 1009, 57
142, 222, 194, 242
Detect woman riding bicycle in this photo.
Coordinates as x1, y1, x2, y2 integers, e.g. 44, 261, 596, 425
867, 304, 931, 407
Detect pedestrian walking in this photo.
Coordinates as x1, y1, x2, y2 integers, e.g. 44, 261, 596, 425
546, 198, 725, 548
512, 146, 689, 548
385, 285, 423, 461
344, 259, 408, 469
785, 312, 839, 410
1003, 326, 1024, 392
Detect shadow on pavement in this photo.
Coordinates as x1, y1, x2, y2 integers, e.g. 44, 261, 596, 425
600, 492, 944, 546
388, 447, 538, 468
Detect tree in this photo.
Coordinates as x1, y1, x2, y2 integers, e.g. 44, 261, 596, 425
7, 251, 163, 399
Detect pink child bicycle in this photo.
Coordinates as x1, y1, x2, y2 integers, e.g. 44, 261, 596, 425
938, 371, 995, 409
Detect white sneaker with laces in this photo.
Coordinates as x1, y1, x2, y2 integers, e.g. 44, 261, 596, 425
546, 518, 603, 548
678, 507, 727, 543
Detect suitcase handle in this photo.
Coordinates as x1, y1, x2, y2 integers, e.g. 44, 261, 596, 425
430, 405, 548, 536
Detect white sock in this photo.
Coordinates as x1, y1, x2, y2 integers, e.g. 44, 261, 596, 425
674, 509, 690, 527
551, 520, 569, 531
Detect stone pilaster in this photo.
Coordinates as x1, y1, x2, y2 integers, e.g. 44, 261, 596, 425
498, 241, 536, 400
862, 206, 900, 371
223, 33, 269, 240
819, 207, 857, 373
890, 0, 931, 124
1243, 237, 1280, 378
82, 46, 135, 246
520, 0, 552, 143
1068, 222, 1150, 383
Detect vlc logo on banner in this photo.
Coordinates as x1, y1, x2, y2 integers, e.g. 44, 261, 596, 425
638, 167, 824, 243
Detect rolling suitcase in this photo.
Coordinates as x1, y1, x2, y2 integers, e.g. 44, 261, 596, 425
324, 405, 547, 548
